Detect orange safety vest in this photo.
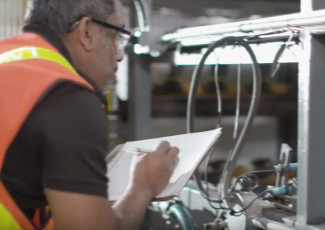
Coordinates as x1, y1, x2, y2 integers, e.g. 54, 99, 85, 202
0, 32, 104, 230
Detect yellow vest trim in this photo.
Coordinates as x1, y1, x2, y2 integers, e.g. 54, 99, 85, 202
0, 203, 22, 230
0, 46, 77, 74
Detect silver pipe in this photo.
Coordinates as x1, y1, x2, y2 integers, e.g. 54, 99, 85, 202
162, 9, 325, 42
133, 0, 150, 32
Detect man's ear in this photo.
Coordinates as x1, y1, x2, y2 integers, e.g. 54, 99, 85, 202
75, 17, 98, 52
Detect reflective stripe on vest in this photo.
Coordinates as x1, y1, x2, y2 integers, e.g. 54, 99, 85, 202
0, 46, 80, 230
0, 203, 23, 230
0, 203, 22, 230
0, 46, 77, 75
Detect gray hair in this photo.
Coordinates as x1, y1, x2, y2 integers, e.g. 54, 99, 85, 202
25, 0, 115, 36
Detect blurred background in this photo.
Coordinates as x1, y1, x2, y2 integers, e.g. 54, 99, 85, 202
0, 0, 300, 189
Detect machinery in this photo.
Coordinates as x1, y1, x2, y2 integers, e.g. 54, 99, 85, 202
103, 0, 325, 229
142, 1, 325, 230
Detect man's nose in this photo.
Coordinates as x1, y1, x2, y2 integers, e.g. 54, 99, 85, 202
117, 50, 124, 62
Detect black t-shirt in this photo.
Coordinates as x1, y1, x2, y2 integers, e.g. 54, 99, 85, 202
1, 83, 109, 221
0, 25, 109, 221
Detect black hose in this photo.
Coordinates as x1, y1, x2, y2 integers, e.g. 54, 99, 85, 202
169, 203, 197, 230
186, 36, 262, 207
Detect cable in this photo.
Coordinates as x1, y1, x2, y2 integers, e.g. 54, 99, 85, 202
212, 45, 236, 128
205, 45, 243, 209
230, 190, 269, 216
195, 147, 220, 202
186, 36, 262, 206
270, 44, 286, 78
218, 39, 261, 209
270, 32, 295, 78
212, 52, 222, 128
230, 169, 274, 193
204, 148, 227, 211
202, 46, 233, 208
234, 45, 242, 140
203, 169, 274, 212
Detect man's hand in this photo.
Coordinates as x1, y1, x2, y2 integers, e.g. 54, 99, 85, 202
45, 141, 179, 230
130, 141, 180, 198
112, 141, 179, 230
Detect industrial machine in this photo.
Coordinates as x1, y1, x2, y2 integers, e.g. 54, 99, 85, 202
142, 1, 325, 230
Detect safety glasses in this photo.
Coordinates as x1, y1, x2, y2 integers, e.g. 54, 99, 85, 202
68, 18, 131, 53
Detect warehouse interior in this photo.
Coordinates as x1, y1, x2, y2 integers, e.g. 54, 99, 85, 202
2, 0, 325, 229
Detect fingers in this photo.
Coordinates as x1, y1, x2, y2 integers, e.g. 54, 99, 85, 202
173, 157, 180, 168
156, 141, 180, 166
167, 146, 179, 162
155, 141, 171, 154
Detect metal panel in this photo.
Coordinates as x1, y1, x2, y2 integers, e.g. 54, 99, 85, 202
127, 0, 153, 141
128, 54, 152, 141
296, 0, 325, 227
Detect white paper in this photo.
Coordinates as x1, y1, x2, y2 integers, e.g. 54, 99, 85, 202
107, 128, 222, 201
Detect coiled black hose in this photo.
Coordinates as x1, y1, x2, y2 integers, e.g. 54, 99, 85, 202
186, 36, 262, 207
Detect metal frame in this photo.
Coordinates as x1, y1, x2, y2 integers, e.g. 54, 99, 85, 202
128, 0, 153, 141
158, 0, 325, 229
162, 9, 325, 42
128, 53, 152, 141
296, 0, 325, 228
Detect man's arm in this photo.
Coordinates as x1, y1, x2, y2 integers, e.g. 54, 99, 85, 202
112, 141, 179, 230
39, 83, 179, 230
112, 183, 152, 229
45, 142, 179, 230
45, 182, 151, 230
46, 141, 178, 230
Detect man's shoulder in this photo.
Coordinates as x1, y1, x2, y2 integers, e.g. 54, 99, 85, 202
30, 81, 108, 133
41, 82, 104, 109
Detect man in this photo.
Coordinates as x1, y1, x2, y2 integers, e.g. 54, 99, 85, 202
0, 0, 179, 230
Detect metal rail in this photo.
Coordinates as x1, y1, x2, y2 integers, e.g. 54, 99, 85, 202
162, 9, 325, 42
133, 0, 151, 32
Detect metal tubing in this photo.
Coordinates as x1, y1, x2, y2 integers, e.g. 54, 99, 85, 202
162, 9, 325, 42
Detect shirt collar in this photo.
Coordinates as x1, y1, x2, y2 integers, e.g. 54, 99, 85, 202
22, 24, 108, 107
23, 24, 73, 64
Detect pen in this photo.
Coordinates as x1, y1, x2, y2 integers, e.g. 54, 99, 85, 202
124, 147, 154, 155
